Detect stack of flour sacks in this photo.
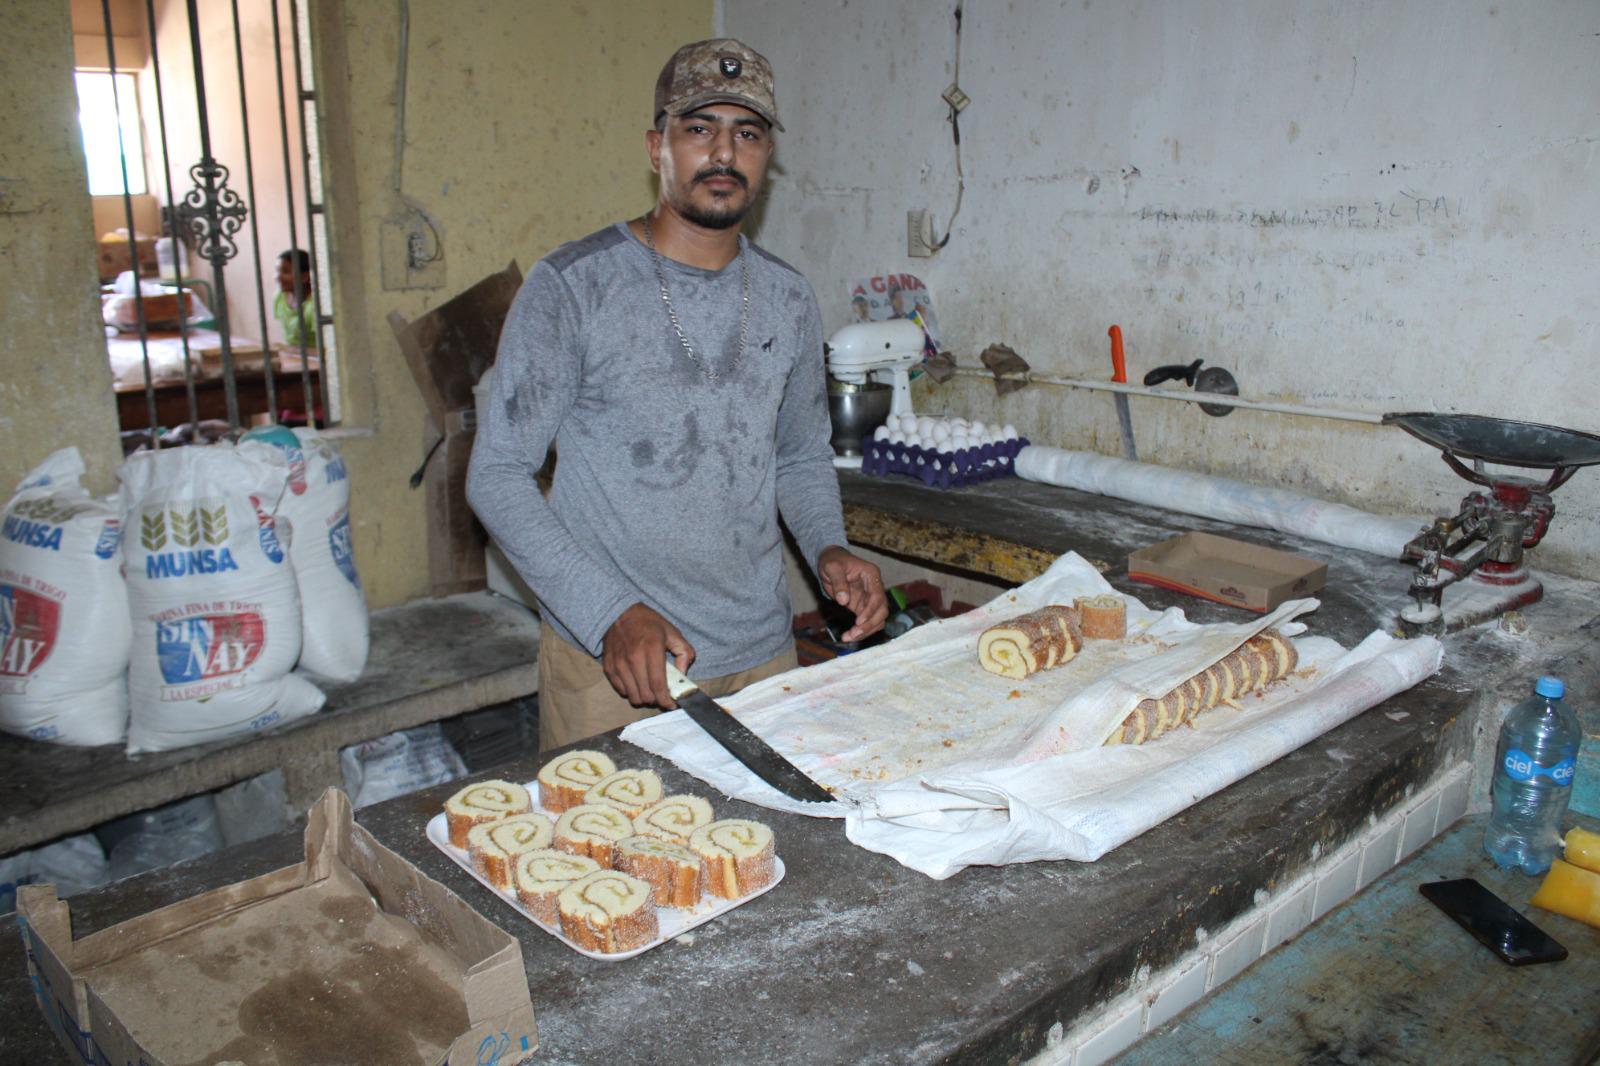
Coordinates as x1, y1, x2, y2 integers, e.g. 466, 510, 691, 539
862, 414, 1029, 490
0, 429, 368, 753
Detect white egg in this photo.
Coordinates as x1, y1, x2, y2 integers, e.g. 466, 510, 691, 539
969, 421, 987, 436
872, 425, 891, 441
1002, 424, 1018, 440
932, 423, 951, 443
951, 434, 969, 452
890, 429, 905, 445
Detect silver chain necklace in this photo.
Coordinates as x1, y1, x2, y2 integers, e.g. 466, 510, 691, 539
642, 214, 750, 385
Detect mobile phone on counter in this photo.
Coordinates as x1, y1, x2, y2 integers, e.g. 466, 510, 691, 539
1419, 878, 1567, 966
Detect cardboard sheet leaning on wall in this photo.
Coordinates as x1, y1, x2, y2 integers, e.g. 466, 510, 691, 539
0, 447, 131, 746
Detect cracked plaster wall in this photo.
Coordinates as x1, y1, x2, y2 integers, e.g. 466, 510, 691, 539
726, 0, 1600, 578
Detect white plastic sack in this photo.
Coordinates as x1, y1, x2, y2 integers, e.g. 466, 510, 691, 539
0, 448, 130, 745
0, 833, 109, 913
214, 769, 290, 846
120, 442, 324, 753
286, 430, 368, 681
340, 723, 466, 809
1015, 446, 1426, 559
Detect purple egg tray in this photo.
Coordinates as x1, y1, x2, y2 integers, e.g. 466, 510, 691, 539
861, 436, 1030, 490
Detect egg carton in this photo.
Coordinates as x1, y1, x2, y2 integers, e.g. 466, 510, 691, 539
861, 435, 1030, 489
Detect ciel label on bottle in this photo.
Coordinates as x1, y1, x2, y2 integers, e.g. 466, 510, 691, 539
1502, 749, 1576, 785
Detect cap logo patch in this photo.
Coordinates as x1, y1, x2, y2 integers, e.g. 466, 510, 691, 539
719, 56, 742, 78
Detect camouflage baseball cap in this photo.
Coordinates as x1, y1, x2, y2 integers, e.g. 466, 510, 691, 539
654, 38, 784, 132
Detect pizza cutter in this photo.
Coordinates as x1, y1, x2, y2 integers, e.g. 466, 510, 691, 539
1142, 359, 1240, 417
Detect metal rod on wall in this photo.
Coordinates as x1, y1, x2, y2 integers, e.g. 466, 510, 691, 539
180, 0, 244, 430
270, 0, 316, 428
143, 0, 201, 434
227, 0, 279, 425
101, 0, 160, 448
288, 0, 329, 427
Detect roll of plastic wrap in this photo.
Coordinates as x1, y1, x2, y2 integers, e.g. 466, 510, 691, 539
1014, 446, 1424, 559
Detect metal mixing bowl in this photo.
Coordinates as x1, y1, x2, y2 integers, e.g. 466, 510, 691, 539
827, 378, 892, 457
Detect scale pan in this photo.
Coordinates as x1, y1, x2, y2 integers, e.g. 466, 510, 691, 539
1382, 412, 1600, 470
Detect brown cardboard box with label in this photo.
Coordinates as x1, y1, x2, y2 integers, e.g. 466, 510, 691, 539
1128, 531, 1327, 612
18, 789, 536, 1066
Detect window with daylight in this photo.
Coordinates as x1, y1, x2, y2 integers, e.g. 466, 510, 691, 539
76, 71, 148, 197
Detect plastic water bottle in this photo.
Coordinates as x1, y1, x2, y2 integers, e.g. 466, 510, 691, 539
1483, 676, 1580, 875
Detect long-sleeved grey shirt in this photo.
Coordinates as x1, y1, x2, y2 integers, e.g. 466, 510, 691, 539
467, 222, 847, 679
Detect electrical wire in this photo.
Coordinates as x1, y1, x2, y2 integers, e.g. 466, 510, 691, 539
934, 2, 966, 250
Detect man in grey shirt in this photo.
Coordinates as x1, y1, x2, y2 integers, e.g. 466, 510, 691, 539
468, 39, 887, 751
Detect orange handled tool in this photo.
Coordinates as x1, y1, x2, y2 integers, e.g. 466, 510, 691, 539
1108, 324, 1128, 384
1107, 324, 1137, 460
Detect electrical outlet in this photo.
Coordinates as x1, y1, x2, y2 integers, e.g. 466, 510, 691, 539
942, 82, 970, 112
907, 209, 936, 258
380, 215, 446, 290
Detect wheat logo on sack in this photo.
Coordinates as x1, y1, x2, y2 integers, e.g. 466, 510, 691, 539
155, 610, 266, 696
250, 497, 286, 563
2, 499, 87, 553
328, 513, 360, 589
141, 502, 237, 579
0, 584, 61, 688
325, 456, 348, 484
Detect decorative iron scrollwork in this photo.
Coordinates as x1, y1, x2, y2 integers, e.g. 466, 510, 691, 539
174, 156, 249, 266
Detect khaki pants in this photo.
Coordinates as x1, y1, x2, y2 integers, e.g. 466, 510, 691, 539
537, 619, 798, 752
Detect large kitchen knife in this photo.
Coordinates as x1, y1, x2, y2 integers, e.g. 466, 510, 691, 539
1107, 325, 1138, 461
664, 662, 834, 804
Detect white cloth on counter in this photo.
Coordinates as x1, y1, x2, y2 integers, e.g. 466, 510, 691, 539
623, 553, 1442, 879
1015, 445, 1426, 559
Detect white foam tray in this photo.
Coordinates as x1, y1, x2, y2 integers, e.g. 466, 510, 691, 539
425, 803, 785, 961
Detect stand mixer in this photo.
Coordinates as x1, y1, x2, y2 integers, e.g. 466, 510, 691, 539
1384, 412, 1600, 635
824, 320, 926, 468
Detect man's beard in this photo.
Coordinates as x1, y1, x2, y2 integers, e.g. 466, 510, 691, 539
672, 166, 755, 230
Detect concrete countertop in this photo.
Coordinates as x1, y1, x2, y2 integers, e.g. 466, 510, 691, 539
4, 472, 1596, 1065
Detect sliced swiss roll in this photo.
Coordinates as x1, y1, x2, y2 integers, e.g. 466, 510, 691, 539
468, 812, 554, 889
632, 794, 714, 843
1073, 594, 1127, 640
537, 750, 617, 814
1104, 627, 1301, 745
557, 870, 659, 954
617, 835, 702, 908
583, 768, 664, 818
553, 803, 634, 867
514, 848, 601, 924
689, 818, 777, 900
444, 780, 532, 848
977, 605, 1082, 679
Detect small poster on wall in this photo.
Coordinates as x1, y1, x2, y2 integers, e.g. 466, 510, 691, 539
846, 274, 940, 356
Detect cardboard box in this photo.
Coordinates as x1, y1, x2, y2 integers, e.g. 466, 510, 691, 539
1128, 531, 1327, 612
17, 789, 537, 1066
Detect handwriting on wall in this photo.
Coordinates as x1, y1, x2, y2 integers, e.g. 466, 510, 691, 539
1138, 192, 1458, 230
1126, 190, 1462, 346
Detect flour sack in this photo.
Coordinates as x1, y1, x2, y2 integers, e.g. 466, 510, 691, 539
120, 442, 324, 753
274, 429, 369, 681
0, 448, 130, 746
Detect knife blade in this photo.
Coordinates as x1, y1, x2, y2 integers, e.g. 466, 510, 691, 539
1108, 324, 1138, 461
665, 662, 834, 804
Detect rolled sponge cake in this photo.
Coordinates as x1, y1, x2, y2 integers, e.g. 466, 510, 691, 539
978, 605, 1082, 679
1105, 628, 1299, 745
